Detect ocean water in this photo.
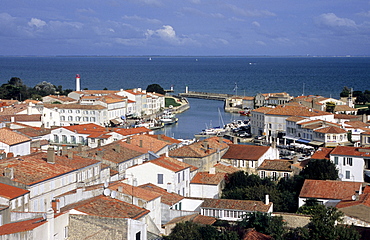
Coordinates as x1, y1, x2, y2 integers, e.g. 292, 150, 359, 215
0, 56, 369, 138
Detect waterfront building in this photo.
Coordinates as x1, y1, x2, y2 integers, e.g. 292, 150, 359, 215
250, 104, 334, 140
255, 92, 293, 108
291, 95, 349, 112
285, 118, 350, 147
361, 130, 370, 147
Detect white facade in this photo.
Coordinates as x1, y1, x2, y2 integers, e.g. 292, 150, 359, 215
330, 153, 365, 182
0, 140, 30, 157
126, 162, 190, 197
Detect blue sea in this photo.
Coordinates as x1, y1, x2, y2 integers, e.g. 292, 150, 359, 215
0, 56, 369, 138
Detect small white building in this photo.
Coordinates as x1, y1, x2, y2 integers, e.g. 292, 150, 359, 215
0, 128, 31, 157
126, 156, 194, 197
330, 146, 370, 182
190, 169, 226, 199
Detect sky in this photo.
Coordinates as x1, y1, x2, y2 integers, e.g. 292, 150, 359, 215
1, 0, 370, 56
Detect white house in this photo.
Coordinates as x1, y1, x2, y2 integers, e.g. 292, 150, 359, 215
200, 198, 273, 221
330, 146, 370, 182
221, 144, 279, 174
0, 149, 100, 213
190, 169, 226, 199
126, 156, 193, 197
0, 128, 31, 157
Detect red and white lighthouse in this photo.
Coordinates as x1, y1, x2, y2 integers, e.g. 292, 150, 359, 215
75, 74, 81, 91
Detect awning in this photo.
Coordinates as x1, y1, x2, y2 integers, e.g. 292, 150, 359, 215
110, 118, 122, 125
309, 141, 324, 146
297, 139, 310, 144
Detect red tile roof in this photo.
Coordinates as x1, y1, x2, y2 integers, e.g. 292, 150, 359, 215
201, 198, 272, 213
253, 105, 332, 117
331, 146, 370, 157
108, 182, 161, 201
147, 134, 182, 144
214, 163, 240, 174
146, 156, 196, 172
0, 152, 99, 185
0, 217, 46, 236
61, 195, 149, 220
336, 186, 370, 209
169, 137, 230, 158
314, 126, 347, 134
84, 140, 148, 164
299, 180, 362, 200
0, 183, 29, 200
43, 103, 106, 110
311, 147, 334, 160
222, 144, 270, 161
138, 183, 184, 205
257, 159, 292, 172
0, 128, 31, 145
242, 228, 273, 240
164, 213, 216, 226
190, 172, 226, 185
113, 127, 151, 136
129, 134, 170, 152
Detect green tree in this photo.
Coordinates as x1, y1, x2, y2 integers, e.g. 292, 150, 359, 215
299, 159, 338, 180
325, 102, 336, 113
146, 83, 165, 95
224, 171, 249, 190
306, 205, 360, 240
340, 86, 350, 97
165, 221, 201, 240
237, 212, 286, 240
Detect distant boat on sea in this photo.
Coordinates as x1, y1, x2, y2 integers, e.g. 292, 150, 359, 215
149, 57, 152, 61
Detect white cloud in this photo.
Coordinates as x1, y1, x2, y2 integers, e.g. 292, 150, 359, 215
146, 25, 198, 46
252, 21, 260, 27
122, 15, 162, 24
315, 13, 357, 28
28, 18, 46, 28
357, 11, 370, 17
255, 40, 266, 46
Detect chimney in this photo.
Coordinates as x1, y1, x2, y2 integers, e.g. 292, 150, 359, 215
126, 137, 131, 144
118, 186, 123, 192
265, 194, 270, 205
47, 147, 55, 164
78, 144, 82, 152
114, 144, 121, 153
209, 167, 215, 174
4, 167, 14, 179
51, 199, 60, 213
218, 136, 223, 143
7, 152, 14, 158
61, 145, 67, 156
68, 151, 73, 159
355, 191, 360, 201
139, 140, 143, 148
97, 139, 101, 147
166, 183, 171, 192
203, 141, 208, 149
27, 102, 32, 115
11, 116, 15, 122
46, 208, 55, 240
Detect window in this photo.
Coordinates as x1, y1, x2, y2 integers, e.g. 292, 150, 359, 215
68, 110, 72, 113
71, 136, 76, 144
334, 156, 338, 165
64, 226, 69, 239
272, 172, 277, 181
90, 117, 95, 122
178, 173, 180, 183
68, 116, 73, 121
343, 157, 346, 166
157, 174, 163, 184
260, 171, 266, 179
347, 157, 353, 166
346, 171, 351, 179
60, 116, 65, 121
76, 110, 80, 114
136, 232, 141, 240
284, 173, 289, 179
